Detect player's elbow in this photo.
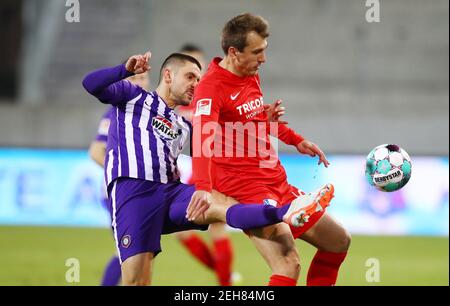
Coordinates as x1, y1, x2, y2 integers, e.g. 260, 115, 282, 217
82, 75, 93, 94
82, 73, 100, 96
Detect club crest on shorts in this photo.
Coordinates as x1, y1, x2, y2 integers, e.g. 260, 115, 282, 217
121, 235, 131, 248
263, 199, 278, 207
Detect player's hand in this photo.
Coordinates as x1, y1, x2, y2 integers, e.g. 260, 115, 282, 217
125, 51, 151, 74
264, 99, 288, 124
296, 140, 330, 168
186, 190, 212, 222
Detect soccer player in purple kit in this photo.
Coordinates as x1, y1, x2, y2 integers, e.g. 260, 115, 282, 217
82, 51, 331, 285
89, 72, 150, 286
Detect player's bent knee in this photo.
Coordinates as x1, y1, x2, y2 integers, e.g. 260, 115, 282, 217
340, 230, 352, 252
122, 276, 149, 286
121, 267, 150, 286
332, 230, 351, 253
121, 253, 152, 286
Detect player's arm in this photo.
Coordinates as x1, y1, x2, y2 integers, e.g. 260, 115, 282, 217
89, 109, 111, 167
186, 85, 223, 221
89, 140, 107, 167
82, 52, 151, 105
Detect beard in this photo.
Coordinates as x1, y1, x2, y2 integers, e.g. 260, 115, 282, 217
176, 92, 192, 106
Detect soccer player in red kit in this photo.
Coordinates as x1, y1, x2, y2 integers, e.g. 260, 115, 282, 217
176, 43, 238, 286
188, 13, 351, 286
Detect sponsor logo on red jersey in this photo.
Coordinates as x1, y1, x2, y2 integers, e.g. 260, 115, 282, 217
236, 96, 265, 119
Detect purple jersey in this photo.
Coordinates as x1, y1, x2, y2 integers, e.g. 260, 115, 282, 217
83, 64, 192, 189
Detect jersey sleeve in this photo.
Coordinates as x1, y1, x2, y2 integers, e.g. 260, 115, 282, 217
82, 64, 141, 106
191, 84, 223, 192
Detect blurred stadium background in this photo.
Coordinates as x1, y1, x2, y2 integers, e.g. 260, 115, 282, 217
0, 0, 448, 286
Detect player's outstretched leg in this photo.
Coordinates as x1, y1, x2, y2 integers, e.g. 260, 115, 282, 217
283, 184, 334, 227
167, 185, 335, 232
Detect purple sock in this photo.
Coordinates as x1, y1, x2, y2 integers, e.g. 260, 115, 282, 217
101, 256, 121, 286
226, 204, 290, 230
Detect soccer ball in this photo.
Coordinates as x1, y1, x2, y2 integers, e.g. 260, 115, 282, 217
365, 144, 412, 192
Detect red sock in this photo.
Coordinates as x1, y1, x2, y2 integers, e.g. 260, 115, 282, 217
213, 238, 233, 286
181, 234, 215, 270
307, 251, 347, 286
268, 274, 297, 286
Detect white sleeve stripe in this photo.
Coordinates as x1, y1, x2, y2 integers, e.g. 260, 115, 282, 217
155, 99, 168, 183
140, 96, 153, 180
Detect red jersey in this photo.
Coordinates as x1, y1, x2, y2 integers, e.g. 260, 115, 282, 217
192, 57, 304, 198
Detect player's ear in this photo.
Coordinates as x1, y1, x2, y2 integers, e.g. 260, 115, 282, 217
228, 46, 239, 60
163, 68, 172, 84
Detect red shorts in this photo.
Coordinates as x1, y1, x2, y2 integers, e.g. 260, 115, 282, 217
213, 169, 325, 238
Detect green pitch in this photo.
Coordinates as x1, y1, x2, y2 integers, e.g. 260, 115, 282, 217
0, 226, 447, 286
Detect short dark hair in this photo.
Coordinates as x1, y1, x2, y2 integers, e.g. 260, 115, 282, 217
179, 43, 204, 54
158, 53, 202, 84
221, 13, 269, 54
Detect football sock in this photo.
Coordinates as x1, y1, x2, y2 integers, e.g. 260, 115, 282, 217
226, 204, 290, 230
180, 234, 215, 270
268, 274, 297, 286
306, 251, 347, 286
213, 238, 233, 286
100, 256, 121, 286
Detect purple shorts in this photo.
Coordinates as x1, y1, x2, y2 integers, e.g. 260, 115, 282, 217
109, 177, 207, 264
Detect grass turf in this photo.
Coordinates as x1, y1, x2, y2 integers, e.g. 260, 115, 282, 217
0, 226, 447, 286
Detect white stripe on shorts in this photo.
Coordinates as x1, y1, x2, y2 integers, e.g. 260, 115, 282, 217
110, 180, 122, 264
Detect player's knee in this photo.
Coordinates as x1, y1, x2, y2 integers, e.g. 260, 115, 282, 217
335, 230, 351, 253
122, 274, 149, 286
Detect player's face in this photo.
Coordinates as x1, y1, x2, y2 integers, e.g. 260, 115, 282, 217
170, 62, 201, 106
235, 31, 267, 76
127, 73, 150, 91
